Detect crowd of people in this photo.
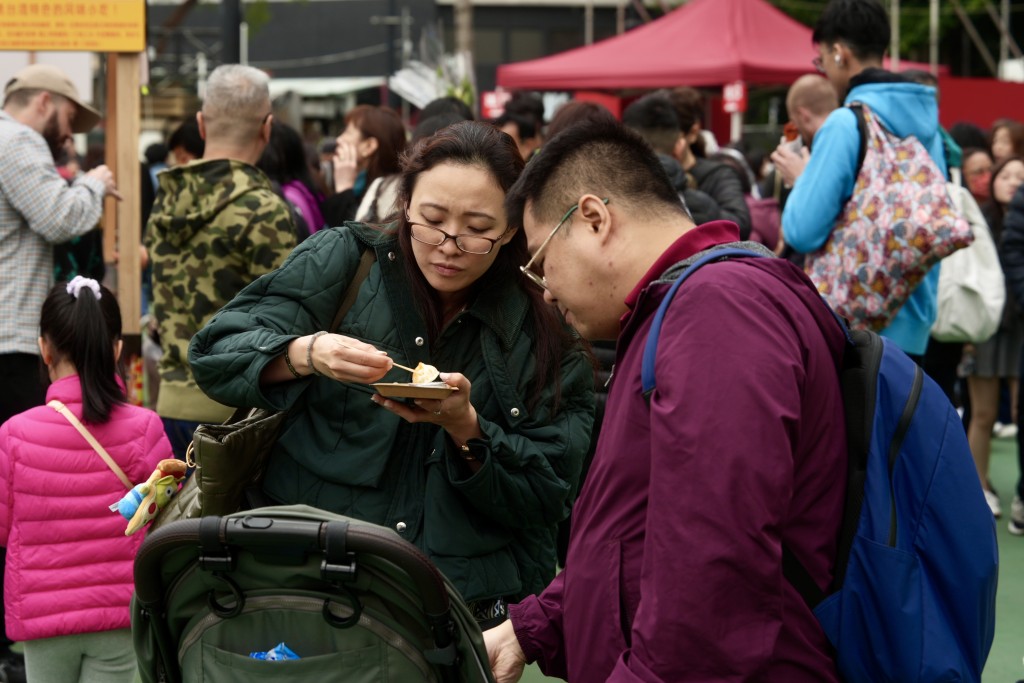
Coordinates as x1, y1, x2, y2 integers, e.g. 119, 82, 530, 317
0, 0, 1017, 680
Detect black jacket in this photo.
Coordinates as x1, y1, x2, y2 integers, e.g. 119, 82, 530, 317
657, 154, 724, 226
691, 157, 752, 239
999, 185, 1024, 310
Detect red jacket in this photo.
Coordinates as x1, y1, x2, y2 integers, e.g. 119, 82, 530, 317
509, 222, 847, 682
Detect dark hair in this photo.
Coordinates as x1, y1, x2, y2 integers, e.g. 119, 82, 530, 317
412, 112, 466, 143
506, 120, 686, 232
494, 112, 538, 142
983, 155, 1024, 238
40, 281, 124, 424
505, 92, 545, 127
546, 101, 617, 140
396, 121, 574, 412
990, 118, 1024, 159
144, 143, 168, 166
667, 87, 707, 157
420, 96, 474, 122
622, 93, 681, 156
345, 105, 407, 182
258, 120, 318, 194
949, 122, 989, 151
168, 115, 205, 159
812, 0, 890, 62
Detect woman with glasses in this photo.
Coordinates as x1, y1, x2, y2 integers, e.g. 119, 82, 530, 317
188, 121, 596, 626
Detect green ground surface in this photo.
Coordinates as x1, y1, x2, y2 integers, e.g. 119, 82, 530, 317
520, 435, 1024, 683
984, 434, 1024, 683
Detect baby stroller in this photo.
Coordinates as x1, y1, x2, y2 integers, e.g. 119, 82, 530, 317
132, 505, 495, 682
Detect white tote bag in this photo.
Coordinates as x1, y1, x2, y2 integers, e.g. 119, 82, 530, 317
931, 183, 1005, 343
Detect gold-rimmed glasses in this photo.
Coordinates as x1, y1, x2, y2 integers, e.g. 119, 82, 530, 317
520, 198, 609, 290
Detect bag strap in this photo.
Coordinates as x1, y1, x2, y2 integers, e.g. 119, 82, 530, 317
850, 103, 870, 181
47, 400, 133, 490
640, 248, 770, 398
331, 248, 377, 332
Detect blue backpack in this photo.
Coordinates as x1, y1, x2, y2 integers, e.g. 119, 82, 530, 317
641, 248, 998, 683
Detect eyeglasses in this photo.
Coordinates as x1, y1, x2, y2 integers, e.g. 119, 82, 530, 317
811, 56, 825, 74
520, 198, 609, 291
409, 221, 507, 255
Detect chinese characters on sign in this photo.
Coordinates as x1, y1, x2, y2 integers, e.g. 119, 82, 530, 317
0, 0, 145, 52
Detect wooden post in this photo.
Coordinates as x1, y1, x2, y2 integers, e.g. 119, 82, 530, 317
102, 53, 142, 336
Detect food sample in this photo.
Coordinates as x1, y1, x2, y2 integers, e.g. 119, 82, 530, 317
411, 362, 440, 384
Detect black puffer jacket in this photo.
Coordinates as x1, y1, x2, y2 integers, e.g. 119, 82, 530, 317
999, 185, 1024, 310
691, 157, 752, 239
658, 154, 724, 226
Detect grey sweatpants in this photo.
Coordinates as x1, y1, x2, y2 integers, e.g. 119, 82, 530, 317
23, 628, 135, 683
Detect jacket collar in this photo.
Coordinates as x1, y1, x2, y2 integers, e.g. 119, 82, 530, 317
462, 275, 529, 352
44, 375, 83, 405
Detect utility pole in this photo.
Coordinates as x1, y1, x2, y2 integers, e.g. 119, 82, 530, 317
221, 0, 241, 64
1001, 0, 1010, 67
455, 0, 473, 56
371, 5, 413, 109
929, 0, 938, 75
890, 0, 900, 71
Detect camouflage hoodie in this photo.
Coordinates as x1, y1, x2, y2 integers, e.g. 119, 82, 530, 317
145, 158, 297, 422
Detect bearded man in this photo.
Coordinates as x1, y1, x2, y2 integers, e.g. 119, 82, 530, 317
0, 64, 119, 423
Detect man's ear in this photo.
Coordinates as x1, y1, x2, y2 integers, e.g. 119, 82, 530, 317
196, 112, 207, 141
261, 114, 274, 144
672, 134, 687, 160
685, 122, 701, 144
834, 42, 852, 68
577, 194, 613, 244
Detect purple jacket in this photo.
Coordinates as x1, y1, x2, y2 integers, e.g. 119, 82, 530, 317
0, 375, 171, 641
509, 222, 847, 682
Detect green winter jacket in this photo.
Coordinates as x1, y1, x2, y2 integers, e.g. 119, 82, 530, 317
189, 223, 596, 603
146, 159, 297, 422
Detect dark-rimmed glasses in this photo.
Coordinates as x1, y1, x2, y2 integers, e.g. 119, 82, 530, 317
520, 198, 610, 291
409, 221, 507, 255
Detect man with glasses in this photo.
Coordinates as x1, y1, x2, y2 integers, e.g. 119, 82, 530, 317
484, 122, 848, 682
145, 64, 296, 460
781, 0, 946, 363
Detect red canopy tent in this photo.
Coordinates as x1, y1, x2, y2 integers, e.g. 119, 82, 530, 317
496, 0, 942, 91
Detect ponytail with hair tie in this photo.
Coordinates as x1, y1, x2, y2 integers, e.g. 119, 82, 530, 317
66, 276, 102, 300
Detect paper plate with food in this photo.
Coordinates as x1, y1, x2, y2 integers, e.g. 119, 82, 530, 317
371, 362, 458, 399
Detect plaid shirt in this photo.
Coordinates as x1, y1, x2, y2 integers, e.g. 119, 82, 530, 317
0, 110, 105, 355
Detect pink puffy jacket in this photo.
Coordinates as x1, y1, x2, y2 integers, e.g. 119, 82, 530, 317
0, 375, 172, 641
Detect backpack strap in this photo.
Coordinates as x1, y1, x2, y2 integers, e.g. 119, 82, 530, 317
640, 248, 769, 399
48, 400, 133, 490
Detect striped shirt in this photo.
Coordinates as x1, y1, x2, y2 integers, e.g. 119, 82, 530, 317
0, 110, 106, 355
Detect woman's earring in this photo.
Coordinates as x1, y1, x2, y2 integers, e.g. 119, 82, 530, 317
834, 54, 841, 65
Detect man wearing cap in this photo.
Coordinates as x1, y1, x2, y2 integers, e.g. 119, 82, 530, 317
0, 64, 120, 423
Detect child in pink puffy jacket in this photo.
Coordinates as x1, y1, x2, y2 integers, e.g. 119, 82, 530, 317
0, 277, 171, 682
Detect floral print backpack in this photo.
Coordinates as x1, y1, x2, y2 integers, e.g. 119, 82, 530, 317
805, 103, 974, 331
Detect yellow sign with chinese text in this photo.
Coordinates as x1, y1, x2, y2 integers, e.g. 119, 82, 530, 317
0, 1, 145, 52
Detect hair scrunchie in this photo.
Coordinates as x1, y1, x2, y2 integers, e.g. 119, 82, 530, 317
66, 276, 102, 300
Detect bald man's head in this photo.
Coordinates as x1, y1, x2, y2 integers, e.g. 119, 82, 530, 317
786, 75, 839, 146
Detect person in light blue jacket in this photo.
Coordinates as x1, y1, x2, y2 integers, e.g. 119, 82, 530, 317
782, 0, 945, 360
